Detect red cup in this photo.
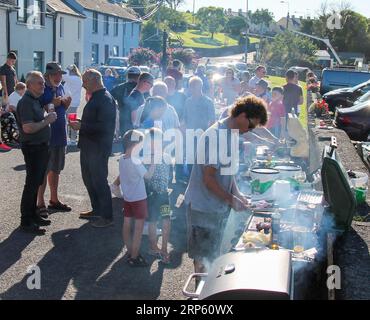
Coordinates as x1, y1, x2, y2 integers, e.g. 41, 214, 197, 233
68, 113, 77, 121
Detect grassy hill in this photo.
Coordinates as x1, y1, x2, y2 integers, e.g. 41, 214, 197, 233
171, 29, 260, 49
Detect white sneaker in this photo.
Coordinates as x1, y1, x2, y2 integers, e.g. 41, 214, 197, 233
110, 183, 123, 199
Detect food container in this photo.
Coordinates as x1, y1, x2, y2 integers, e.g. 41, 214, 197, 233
275, 165, 302, 180
250, 168, 280, 195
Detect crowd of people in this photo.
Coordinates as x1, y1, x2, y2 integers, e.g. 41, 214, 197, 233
0, 53, 305, 274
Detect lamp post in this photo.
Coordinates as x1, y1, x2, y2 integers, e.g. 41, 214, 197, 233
280, 1, 290, 30
245, 0, 249, 63
192, 0, 195, 24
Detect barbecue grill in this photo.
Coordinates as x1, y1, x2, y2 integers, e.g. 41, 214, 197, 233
183, 137, 357, 300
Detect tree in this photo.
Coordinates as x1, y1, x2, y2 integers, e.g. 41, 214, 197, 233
196, 7, 227, 39
260, 32, 318, 68
226, 15, 247, 36
125, 0, 158, 17
299, 8, 370, 60
250, 9, 274, 28
165, 0, 185, 11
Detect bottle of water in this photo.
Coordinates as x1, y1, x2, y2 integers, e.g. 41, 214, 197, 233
270, 211, 281, 250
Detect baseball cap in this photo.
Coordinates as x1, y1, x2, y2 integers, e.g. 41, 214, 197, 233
127, 66, 141, 75
45, 62, 67, 75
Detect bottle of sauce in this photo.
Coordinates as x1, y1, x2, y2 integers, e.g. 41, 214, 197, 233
270, 211, 281, 250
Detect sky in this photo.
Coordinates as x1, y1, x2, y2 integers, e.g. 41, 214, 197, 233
179, 0, 370, 20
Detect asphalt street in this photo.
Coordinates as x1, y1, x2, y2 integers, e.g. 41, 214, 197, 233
0, 143, 194, 300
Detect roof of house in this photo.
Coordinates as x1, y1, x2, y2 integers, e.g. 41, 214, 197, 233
315, 50, 331, 58
0, 0, 16, 7
277, 16, 302, 29
47, 0, 85, 18
73, 0, 138, 21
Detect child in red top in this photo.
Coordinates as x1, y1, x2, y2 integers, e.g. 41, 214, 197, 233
267, 87, 285, 137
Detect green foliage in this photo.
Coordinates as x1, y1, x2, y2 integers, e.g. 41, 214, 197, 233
226, 16, 247, 36
196, 7, 227, 39
128, 47, 158, 66
250, 9, 274, 28
300, 10, 370, 59
141, 20, 162, 52
260, 32, 318, 69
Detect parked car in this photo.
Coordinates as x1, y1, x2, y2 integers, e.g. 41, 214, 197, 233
323, 80, 370, 111
106, 57, 129, 68
98, 66, 127, 85
353, 91, 370, 105
320, 68, 370, 95
334, 101, 370, 141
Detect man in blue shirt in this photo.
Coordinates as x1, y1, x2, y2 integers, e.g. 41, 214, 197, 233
37, 62, 72, 216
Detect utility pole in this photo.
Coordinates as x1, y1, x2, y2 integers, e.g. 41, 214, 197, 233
245, 0, 249, 63
161, 30, 168, 80
192, 0, 195, 24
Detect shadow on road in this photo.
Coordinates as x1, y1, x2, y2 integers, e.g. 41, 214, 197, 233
0, 230, 39, 277
0, 190, 189, 299
12, 164, 26, 171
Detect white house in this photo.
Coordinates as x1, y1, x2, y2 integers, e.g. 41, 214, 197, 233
0, 0, 16, 63
47, 0, 85, 70
9, 0, 54, 78
64, 0, 141, 69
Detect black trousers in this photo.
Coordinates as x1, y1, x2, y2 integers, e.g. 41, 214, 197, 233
80, 145, 113, 220
20, 144, 49, 225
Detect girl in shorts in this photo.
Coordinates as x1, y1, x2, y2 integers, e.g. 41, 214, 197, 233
145, 128, 172, 264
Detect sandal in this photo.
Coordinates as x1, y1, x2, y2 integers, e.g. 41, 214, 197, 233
148, 249, 163, 260
36, 206, 49, 218
48, 201, 72, 212
159, 253, 171, 265
127, 255, 148, 267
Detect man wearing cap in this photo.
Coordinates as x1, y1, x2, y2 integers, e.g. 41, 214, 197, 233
110, 66, 141, 138
37, 62, 72, 217
0, 52, 18, 152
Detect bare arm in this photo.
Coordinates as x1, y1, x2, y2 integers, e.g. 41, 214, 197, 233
0, 75, 8, 98
144, 164, 156, 179
22, 113, 57, 134
203, 166, 233, 205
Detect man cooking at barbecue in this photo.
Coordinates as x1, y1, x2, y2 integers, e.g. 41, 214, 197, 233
184, 96, 268, 280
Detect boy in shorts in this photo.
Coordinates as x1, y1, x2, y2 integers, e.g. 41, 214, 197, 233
120, 130, 155, 267
145, 128, 172, 264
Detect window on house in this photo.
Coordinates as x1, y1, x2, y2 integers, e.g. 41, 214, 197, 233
112, 46, 119, 57
17, 0, 28, 23
33, 51, 44, 72
74, 52, 80, 68
91, 44, 99, 64
123, 22, 126, 35
58, 52, 63, 66
104, 15, 109, 35
33, 0, 45, 26
114, 17, 119, 36
59, 17, 64, 38
93, 12, 98, 33
131, 23, 134, 38
78, 20, 81, 40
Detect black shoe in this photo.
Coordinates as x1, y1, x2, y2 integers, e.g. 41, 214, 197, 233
20, 223, 46, 235
33, 216, 51, 226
